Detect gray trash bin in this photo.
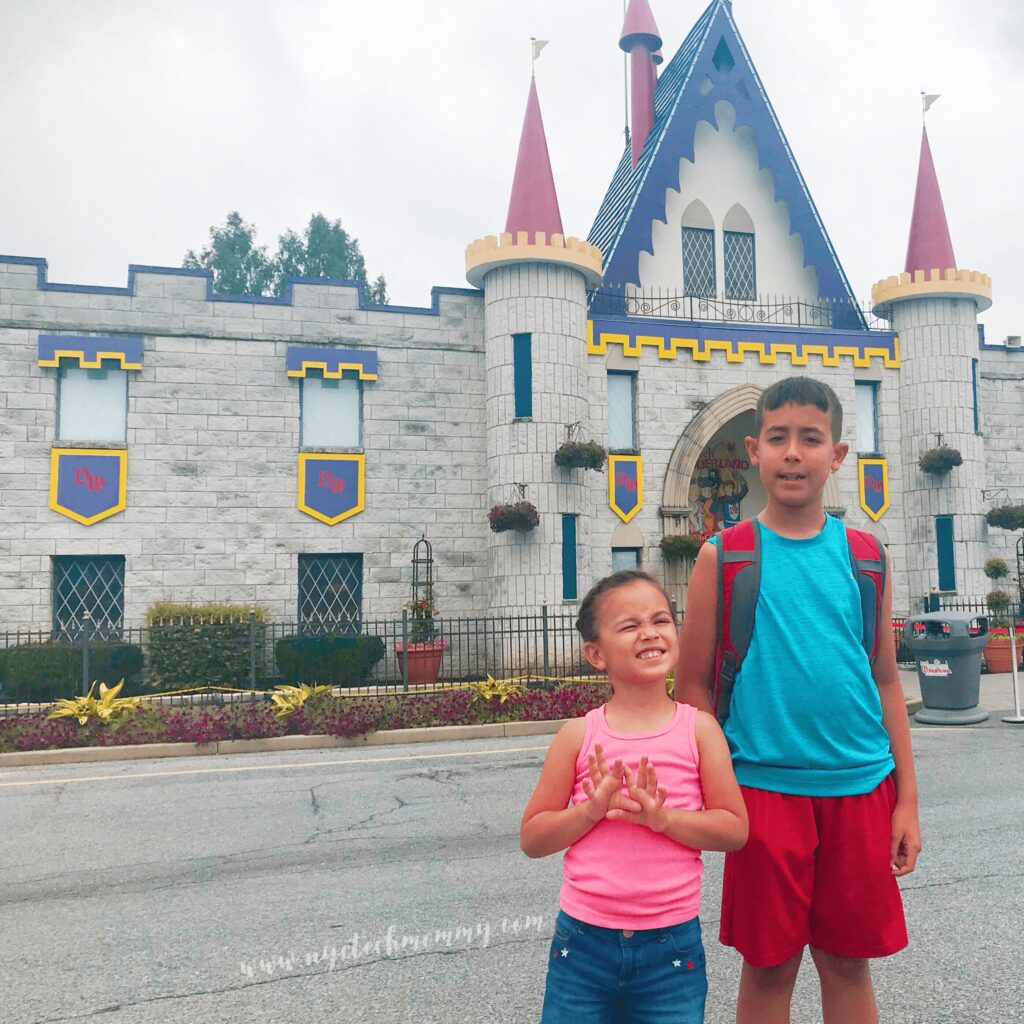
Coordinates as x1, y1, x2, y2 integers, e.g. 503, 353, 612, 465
903, 611, 989, 725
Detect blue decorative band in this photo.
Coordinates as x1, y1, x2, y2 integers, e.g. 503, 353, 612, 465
587, 318, 899, 368
37, 334, 143, 370
286, 346, 378, 380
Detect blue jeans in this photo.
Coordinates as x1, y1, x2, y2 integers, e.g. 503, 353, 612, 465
540, 910, 707, 1024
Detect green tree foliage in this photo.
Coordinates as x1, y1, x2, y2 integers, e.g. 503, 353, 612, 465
183, 211, 274, 297
184, 211, 388, 303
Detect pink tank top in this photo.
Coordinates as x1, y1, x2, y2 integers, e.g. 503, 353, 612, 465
559, 702, 704, 930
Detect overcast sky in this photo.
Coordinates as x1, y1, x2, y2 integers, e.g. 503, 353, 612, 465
1, 0, 1020, 343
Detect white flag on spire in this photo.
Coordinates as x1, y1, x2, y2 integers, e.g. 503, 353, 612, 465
532, 39, 549, 60
922, 93, 940, 113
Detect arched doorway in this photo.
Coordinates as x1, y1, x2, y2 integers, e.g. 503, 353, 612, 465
660, 384, 841, 607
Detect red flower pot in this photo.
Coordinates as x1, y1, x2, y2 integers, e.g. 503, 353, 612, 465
394, 639, 449, 685
983, 636, 1019, 673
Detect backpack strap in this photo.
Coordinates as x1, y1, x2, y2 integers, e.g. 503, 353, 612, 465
714, 519, 761, 725
845, 526, 887, 664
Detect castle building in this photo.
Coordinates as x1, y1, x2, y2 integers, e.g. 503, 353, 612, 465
1, 0, 1021, 638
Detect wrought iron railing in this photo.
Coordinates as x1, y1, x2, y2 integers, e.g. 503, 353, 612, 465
589, 286, 893, 332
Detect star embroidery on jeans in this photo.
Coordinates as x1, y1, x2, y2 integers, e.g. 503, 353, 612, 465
560, 948, 570, 957
672, 959, 682, 968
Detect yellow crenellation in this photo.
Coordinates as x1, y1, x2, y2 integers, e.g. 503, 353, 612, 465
871, 266, 992, 310
465, 231, 604, 288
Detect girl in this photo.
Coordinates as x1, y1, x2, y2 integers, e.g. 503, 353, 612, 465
521, 570, 747, 1023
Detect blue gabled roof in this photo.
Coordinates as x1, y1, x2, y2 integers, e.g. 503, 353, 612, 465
589, 0, 865, 329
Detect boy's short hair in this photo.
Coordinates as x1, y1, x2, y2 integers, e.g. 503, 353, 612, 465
576, 569, 671, 642
754, 376, 843, 442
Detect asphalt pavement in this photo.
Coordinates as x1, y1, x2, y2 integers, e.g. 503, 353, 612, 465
0, 674, 1021, 1024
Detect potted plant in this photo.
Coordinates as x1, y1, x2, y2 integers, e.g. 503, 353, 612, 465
918, 445, 963, 475
982, 559, 1018, 673
554, 439, 607, 471
488, 501, 540, 533
659, 534, 703, 564
394, 588, 448, 686
987, 505, 1024, 532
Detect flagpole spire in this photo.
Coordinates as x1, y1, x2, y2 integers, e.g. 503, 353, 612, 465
921, 89, 940, 126
530, 37, 548, 79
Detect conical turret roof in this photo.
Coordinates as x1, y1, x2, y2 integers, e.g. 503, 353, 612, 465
904, 127, 956, 274
504, 78, 563, 239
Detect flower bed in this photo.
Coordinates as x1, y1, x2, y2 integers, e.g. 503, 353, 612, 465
0, 682, 611, 754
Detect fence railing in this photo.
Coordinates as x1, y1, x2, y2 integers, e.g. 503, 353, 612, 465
2, 607, 921, 713
920, 594, 1024, 620
0, 610, 617, 711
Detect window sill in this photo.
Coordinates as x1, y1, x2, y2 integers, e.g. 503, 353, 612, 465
300, 446, 364, 455
54, 440, 127, 449
512, 417, 533, 424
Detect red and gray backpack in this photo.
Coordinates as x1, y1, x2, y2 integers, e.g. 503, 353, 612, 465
713, 519, 887, 725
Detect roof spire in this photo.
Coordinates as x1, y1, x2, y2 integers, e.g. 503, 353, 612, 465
904, 126, 956, 275
504, 77, 563, 239
619, 0, 663, 166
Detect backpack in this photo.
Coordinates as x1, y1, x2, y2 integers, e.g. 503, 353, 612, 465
712, 518, 887, 725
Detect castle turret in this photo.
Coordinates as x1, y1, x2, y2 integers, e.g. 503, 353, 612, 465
467, 76, 603, 617
872, 124, 992, 601
620, 0, 663, 166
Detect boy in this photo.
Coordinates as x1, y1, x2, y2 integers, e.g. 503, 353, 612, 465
678, 377, 921, 1024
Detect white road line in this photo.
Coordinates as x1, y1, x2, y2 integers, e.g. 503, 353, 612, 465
0, 744, 550, 789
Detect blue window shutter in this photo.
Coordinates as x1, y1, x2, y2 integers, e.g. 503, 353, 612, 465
936, 516, 956, 592
513, 334, 532, 418
562, 515, 578, 600
971, 358, 980, 433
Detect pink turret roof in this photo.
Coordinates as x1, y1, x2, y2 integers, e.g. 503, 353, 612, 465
504, 78, 564, 239
619, 0, 662, 52
904, 127, 956, 274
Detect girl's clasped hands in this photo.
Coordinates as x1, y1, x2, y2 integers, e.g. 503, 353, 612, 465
581, 743, 670, 832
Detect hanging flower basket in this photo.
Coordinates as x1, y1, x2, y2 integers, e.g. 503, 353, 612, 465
918, 446, 963, 475
554, 440, 607, 472
987, 505, 1024, 532
488, 501, 539, 533
660, 534, 703, 564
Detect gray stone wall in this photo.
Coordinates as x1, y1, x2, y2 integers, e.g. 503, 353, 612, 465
980, 348, 1024, 573
0, 260, 486, 628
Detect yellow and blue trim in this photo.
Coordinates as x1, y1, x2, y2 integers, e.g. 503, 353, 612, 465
297, 453, 366, 525
49, 448, 128, 526
37, 334, 143, 370
587, 318, 900, 369
286, 346, 378, 380
608, 454, 643, 523
858, 458, 890, 522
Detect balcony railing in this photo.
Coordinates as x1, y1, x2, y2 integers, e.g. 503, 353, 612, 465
589, 287, 892, 332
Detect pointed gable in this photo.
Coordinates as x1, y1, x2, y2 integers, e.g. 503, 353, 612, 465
589, 0, 864, 328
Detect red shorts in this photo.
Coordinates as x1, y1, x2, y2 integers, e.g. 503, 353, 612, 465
720, 778, 908, 968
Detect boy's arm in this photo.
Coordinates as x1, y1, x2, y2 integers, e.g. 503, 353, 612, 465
520, 720, 615, 858
609, 713, 748, 852
676, 542, 718, 714
873, 548, 922, 876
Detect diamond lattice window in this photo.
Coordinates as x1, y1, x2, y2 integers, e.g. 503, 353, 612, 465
681, 227, 716, 298
52, 555, 125, 639
724, 230, 756, 301
298, 554, 363, 633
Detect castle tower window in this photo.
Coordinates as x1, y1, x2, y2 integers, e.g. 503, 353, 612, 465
612, 547, 641, 572
935, 516, 956, 592
58, 366, 127, 443
855, 381, 879, 454
681, 227, 715, 298
513, 333, 533, 418
301, 373, 361, 448
561, 515, 578, 601
722, 204, 756, 301
608, 371, 637, 451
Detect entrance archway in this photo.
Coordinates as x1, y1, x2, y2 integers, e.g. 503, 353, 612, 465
660, 384, 841, 606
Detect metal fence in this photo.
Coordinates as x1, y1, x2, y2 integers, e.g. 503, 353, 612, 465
920, 594, 1024, 619
0, 609, 611, 711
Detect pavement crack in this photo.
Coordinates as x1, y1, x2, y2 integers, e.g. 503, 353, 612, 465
902, 869, 1024, 892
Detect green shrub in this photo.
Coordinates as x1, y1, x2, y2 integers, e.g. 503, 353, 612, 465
148, 621, 261, 688
0, 641, 144, 703
660, 534, 703, 563
274, 634, 386, 687
987, 505, 1024, 532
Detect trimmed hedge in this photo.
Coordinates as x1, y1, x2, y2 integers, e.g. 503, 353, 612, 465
148, 622, 262, 688
0, 641, 144, 703
274, 634, 386, 687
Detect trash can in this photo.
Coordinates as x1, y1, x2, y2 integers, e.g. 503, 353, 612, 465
903, 611, 989, 725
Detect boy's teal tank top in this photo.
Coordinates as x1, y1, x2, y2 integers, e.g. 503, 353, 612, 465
712, 514, 895, 796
